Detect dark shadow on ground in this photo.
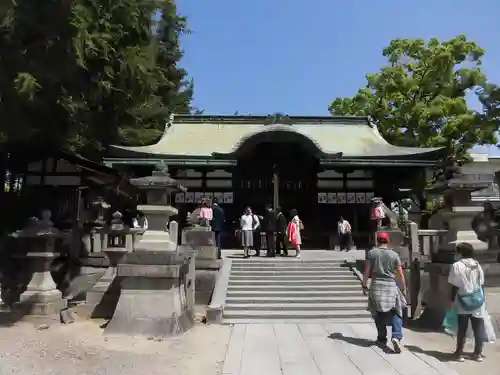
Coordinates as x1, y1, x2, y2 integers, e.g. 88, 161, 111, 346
328, 332, 393, 354
404, 344, 454, 362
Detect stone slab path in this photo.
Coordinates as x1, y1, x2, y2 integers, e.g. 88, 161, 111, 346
221, 323, 484, 375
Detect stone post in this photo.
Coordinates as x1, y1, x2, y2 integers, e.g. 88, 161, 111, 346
169, 221, 179, 249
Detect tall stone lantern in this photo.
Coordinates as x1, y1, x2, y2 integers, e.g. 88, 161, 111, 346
422, 164, 490, 327
129, 161, 186, 251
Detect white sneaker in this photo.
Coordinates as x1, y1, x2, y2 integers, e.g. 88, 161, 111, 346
391, 338, 402, 354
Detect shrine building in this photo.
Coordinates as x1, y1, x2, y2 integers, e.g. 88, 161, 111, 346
103, 114, 446, 248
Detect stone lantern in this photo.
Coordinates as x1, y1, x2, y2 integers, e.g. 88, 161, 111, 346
10, 209, 66, 318
422, 165, 491, 327
129, 161, 186, 251
91, 196, 110, 228
427, 169, 491, 264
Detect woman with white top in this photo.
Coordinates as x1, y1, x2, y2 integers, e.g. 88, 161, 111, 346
448, 242, 486, 362
240, 207, 259, 258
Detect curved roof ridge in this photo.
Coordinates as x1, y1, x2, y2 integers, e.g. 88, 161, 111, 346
222, 125, 330, 156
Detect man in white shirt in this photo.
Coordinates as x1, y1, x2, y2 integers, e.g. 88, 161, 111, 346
338, 216, 352, 251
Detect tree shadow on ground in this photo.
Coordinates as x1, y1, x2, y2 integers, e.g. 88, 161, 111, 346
404, 344, 454, 362
328, 332, 393, 354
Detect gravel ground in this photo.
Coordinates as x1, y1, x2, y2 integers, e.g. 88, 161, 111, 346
0, 321, 231, 375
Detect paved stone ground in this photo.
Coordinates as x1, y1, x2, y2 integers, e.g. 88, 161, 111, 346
0, 318, 497, 374
221, 323, 499, 375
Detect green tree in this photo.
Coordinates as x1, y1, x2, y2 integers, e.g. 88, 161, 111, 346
155, 1, 193, 115
329, 36, 500, 223
0, 0, 194, 156
329, 35, 498, 162
477, 83, 500, 134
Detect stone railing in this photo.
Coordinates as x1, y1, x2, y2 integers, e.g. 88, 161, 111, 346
406, 222, 448, 263
406, 222, 448, 320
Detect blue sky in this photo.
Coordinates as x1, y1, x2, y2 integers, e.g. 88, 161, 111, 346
176, 0, 500, 153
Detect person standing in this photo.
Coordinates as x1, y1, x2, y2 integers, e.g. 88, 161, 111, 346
287, 209, 303, 258
337, 216, 352, 251
211, 198, 225, 259
448, 242, 486, 362
240, 207, 259, 258
261, 204, 277, 257
198, 198, 213, 227
252, 211, 262, 257
276, 207, 288, 256
362, 232, 407, 354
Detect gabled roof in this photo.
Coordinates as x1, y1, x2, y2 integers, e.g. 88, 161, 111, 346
108, 115, 445, 161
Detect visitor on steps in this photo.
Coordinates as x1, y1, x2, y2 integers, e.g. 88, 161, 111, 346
198, 198, 213, 227
211, 198, 225, 259
261, 204, 277, 257
276, 207, 288, 256
362, 232, 407, 354
252, 211, 263, 256
287, 209, 303, 258
337, 216, 352, 251
448, 242, 486, 363
240, 207, 259, 258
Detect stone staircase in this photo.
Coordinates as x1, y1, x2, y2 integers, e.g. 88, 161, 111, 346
222, 258, 372, 324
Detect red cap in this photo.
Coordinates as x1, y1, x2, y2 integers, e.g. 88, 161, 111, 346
377, 232, 390, 241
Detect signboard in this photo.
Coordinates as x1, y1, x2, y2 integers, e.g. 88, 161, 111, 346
174, 192, 185, 203
317, 192, 327, 204
185, 192, 195, 203
327, 193, 337, 204
223, 192, 234, 204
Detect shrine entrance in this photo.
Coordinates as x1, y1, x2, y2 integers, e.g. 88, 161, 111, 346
232, 132, 321, 245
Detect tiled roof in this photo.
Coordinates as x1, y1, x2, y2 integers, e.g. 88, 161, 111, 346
108, 115, 443, 160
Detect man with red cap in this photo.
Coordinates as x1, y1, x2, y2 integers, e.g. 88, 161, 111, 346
362, 231, 407, 353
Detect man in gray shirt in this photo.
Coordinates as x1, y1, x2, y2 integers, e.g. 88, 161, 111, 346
362, 232, 407, 353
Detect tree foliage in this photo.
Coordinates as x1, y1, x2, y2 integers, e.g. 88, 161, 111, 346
0, 0, 193, 157
329, 35, 499, 162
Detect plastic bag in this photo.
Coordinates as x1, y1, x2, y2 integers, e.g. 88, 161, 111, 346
443, 308, 475, 340
483, 311, 497, 343
443, 308, 458, 336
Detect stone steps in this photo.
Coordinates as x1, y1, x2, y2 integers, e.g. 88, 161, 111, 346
225, 296, 367, 304
227, 279, 360, 285
226, 290, 365, 298
221, 318, 373, 324
222, 309, 371, 321
221, 258, 371, 323
224, 302, 368, 311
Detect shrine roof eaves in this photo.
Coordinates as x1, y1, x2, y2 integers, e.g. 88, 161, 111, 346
107, 114, 446, 162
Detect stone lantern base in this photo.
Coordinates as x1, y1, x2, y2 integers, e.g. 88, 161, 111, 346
105, 251, 195, 338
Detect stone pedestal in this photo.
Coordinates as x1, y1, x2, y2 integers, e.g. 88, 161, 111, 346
105, 251, 195, 338
418, 263, 452, 328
